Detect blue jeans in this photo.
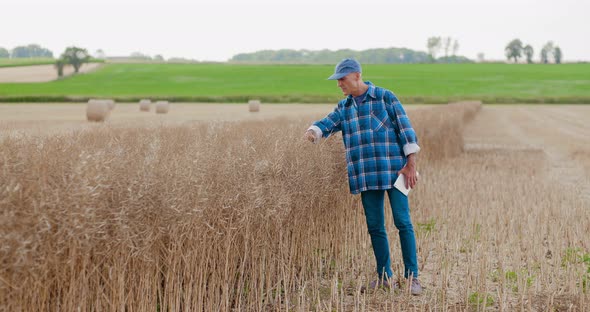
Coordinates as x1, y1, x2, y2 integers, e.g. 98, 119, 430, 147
361, 188, 418, 279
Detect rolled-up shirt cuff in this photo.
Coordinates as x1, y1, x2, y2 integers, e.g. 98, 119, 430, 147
403, 143, 421, 156
307, 125, 323, 144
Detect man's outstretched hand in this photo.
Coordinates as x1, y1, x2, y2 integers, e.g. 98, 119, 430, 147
304, 129, 316, 143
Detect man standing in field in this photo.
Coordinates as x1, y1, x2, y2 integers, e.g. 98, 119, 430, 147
304, 58, 422, 295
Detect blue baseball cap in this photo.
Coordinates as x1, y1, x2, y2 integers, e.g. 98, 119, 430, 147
327, 58, 362, 80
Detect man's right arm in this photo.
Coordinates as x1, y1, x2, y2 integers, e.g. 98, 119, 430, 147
305, 106, 342, 144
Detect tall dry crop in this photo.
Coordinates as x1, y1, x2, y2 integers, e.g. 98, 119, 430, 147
0, 117, 355, 311
409, 101, 481, 161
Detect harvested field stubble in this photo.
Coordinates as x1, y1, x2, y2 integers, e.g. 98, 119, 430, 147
1, 102, 588, 311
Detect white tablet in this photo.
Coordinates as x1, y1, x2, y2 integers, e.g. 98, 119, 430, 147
394, 172, 419, 196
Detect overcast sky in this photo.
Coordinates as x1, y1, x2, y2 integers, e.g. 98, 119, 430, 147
2, 0, 589, 62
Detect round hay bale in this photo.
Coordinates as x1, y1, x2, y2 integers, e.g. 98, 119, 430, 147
248, 100, 260, 112
139, 99, 151, 112
104, 99, 115, 110
86, 100, 110, 122
155, 101, 170, 114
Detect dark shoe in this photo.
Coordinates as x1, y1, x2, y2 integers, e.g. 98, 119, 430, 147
410, 278, 423, 295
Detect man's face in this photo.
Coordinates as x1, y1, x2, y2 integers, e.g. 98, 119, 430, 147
337, 72, 360, 96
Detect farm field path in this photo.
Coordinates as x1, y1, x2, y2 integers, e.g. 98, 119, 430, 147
464, 105, 590, 203
0, 63, 102, 83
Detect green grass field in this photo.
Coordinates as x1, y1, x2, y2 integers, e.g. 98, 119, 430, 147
0, 58, 56, 68
1, 63, 589, 103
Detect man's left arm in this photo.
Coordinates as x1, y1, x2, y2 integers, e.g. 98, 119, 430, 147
386, 94, 420, 155
385, 92, 420, 188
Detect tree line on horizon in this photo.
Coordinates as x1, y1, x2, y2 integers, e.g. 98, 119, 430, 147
1, 41, 568, 65
230, 46, 472, 64
0, 44, 53, 58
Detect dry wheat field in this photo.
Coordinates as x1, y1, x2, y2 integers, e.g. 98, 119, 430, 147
1, 103, 589, 311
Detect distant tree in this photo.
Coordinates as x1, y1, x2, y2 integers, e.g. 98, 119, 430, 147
11, 44, 53, 58
427, 36, 442, 60
505, 39, 523, 63
61, 46, 90, 73
452, 39, 459, 56
94, 49, 106, 59
0, 47, 9, 58
11, 46, 28, 58
54, 58, 66, 77
443, 37, 451, 58
540, 49, 548, 64
523, 44, 534, 63
553, 46, 562, 64
541, 41, 554, 64
154, 54, 164, 61
477, 52, 485, 62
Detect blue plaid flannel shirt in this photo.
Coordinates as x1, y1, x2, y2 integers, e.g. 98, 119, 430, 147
310, 82, 420, 194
